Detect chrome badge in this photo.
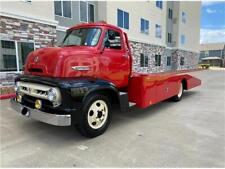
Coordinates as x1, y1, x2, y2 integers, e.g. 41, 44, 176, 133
33, 56, 40, 63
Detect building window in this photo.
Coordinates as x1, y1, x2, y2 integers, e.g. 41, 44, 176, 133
180, 57, 184, 65
167, 33, 172, 43
117, 9, 129, 29
156, 0, 163, 9
141, 18, 149, 34
181, 34, 186, 45
182, 11, 186, 23
155, 54, 161, 66
140, 53, 148, 67
0, 40, 34, 72
18, 42, 35, 70
54, 0, 72, 18
104, 30, 122, 50
168, 8, 173, 19
2, 55, 17, 71
88, 3, 95, 22
1, 41, 15, 49
167, 56, 171, 66
155, 24, 162, 38
80, 1, 95, 22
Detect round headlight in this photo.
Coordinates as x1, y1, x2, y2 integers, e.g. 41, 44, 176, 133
47, 88, 57, 102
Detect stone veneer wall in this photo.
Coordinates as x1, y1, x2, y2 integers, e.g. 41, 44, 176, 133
129, 40, 199, 73
0, 16, 57, 94
0, 16, 57, 48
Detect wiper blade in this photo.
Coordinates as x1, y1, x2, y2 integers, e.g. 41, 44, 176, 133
63, 44, 78, 47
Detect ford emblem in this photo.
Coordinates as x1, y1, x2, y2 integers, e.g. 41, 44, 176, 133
33, 56, 40, 63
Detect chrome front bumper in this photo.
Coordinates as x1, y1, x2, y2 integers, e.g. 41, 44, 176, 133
10, 99, 71, 126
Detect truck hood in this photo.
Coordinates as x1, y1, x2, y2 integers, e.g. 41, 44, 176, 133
24, 46, 99, 78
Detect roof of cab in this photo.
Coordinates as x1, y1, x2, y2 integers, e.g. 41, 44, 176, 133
68, 21, 123, 32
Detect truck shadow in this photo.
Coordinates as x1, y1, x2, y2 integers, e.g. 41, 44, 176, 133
110, 90, 198, 127
19, 90, 198, 143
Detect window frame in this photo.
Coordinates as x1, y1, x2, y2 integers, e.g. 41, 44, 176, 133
79, 1, 96, 23
103, 29, 124, 51
155, 54, 161, 66
181, 34, 186, 45
54, 0, 72, 19
180, 57, 185, 66
140, 53, 149, 67
0, 39, 35, 73
156, 0, 163, 9
182, 11, 186, 23
62, 27, 102, 47
167, 32, 172, 43
140, 18, 149, 34
167, 56, 171, 66
117, 8, 129, 30
168, 8, 173, 19
155, 24, 162, 38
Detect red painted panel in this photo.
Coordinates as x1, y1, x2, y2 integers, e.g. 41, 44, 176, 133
128, 72, 201, 108
0, 93, 16, 100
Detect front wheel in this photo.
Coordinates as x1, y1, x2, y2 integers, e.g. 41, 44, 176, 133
76, 94, 111, 138
171, 82, 184, 102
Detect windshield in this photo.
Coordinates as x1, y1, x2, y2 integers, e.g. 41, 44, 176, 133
62, 28, 101, 47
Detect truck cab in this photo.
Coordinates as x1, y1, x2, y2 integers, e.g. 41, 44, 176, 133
24, 22, 131, 88
11, 22, 201, 138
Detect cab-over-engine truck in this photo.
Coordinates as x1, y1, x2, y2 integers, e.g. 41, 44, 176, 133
11, 22, 201, 138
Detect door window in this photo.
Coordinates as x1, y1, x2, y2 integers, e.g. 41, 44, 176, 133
104, 30, 122, 50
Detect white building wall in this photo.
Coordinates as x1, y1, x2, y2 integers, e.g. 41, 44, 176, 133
177, 1, 201, 52
105, 1, 167, 47
0, 1, 56, 25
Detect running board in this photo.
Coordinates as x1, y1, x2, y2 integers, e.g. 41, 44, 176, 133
119, 92, 136, 112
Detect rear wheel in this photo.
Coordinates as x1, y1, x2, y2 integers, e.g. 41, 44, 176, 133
76, 94, 111, 138
171, 82, 183, 102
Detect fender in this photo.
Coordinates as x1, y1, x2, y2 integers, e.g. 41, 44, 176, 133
15, 75, 128, 117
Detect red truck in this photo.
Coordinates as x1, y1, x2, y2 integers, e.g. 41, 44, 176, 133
11, 22, 201, 137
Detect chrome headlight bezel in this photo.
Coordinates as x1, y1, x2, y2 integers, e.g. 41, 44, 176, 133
47, 88, 61, 106
47, 88, 58, 102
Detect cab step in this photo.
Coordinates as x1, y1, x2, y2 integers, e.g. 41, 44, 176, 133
119, 92, 136, 112
129, 102, 136, 107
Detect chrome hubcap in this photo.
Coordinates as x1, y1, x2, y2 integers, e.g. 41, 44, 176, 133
178, 83, 183, 98
87, 100, 108, 129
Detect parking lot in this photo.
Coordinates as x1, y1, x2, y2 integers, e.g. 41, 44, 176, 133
0, 70, 224, 167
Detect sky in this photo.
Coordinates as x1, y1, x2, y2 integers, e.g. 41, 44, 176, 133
200, 1, 225, 44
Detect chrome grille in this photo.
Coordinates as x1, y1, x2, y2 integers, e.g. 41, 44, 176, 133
17, 81, 60, 102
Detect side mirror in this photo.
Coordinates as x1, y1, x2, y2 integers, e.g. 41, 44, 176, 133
105, 40, 110, 48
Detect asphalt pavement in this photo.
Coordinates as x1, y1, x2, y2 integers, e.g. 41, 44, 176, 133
0, 70, 224, 167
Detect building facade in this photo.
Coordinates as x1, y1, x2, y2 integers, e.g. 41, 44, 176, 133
200, 43, 225, 67
0, 0, 57, 93
97, 1, 201, 73
0, 1, 201, 95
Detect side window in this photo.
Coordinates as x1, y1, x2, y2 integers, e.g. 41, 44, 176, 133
180, 57, 185, 65
104, 30, 121, 50
155, 54, 161, 66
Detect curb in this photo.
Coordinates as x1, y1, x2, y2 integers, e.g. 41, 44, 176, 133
0, 93, 16, 100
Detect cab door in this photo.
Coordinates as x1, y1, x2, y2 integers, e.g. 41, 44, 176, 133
99, 28, 130, 88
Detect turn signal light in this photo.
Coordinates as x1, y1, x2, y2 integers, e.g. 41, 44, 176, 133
35, 99, 42, 109
16, 94, 22, 103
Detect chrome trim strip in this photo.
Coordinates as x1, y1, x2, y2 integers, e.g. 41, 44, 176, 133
10, 99, 71, 126
71, 66, 90, 71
